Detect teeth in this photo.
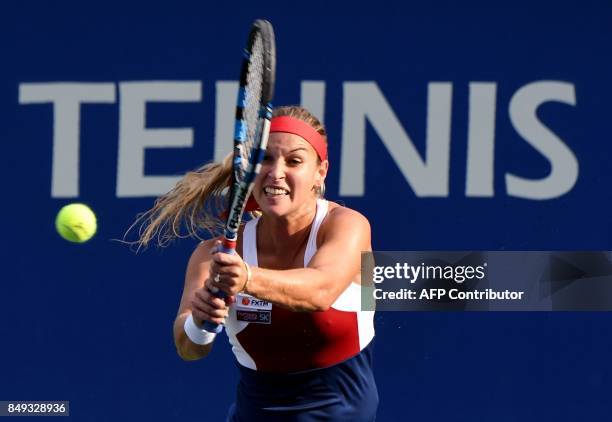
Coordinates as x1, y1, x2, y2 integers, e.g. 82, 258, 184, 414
264, 187, 289, 195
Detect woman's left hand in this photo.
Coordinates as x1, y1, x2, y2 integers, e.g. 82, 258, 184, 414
208, 241, 249, 297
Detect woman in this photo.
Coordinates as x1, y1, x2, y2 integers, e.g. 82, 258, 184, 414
137, 106, 377, 421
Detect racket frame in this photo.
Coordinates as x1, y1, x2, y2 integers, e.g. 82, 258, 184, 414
203, 19, 275, 333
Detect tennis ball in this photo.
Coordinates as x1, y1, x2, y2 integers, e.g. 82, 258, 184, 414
55, 203, 97, 243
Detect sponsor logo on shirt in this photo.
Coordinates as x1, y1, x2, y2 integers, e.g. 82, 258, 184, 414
236, 294, 272, 310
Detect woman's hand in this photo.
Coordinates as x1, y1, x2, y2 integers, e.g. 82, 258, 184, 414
190, 284, 230, 326
208, 240, 250, 297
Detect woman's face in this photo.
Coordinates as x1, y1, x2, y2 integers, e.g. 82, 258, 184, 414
253, 132, 327, 218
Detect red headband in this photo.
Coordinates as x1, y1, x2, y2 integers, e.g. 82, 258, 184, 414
269, 116, 328, 161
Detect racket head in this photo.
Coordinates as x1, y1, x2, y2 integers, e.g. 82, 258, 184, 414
225, 19, 276, 245
247, 19, 275, 105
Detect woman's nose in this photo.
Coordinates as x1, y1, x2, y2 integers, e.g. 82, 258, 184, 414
266, 160, 285, 180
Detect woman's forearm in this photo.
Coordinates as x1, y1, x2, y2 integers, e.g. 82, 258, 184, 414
246, 267, 339, 312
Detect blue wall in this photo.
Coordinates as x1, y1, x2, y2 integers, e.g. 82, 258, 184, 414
2, 1, 611, 420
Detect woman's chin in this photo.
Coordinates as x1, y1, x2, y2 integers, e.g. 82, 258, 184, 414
259, 195, 290, 215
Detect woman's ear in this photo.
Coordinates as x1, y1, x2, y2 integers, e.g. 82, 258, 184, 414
316, 160, 329, 186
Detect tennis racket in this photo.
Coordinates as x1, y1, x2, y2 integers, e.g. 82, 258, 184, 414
204, 19, 276, 333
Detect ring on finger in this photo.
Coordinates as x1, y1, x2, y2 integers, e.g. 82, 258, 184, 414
214, 273, 221, 283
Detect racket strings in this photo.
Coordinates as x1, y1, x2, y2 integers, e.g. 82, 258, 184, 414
240, 32, 265, 178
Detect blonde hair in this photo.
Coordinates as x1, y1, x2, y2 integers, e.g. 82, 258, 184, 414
128, 105, 327, 249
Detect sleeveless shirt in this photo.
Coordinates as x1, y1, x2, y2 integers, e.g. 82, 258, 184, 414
224, 199, 375, 373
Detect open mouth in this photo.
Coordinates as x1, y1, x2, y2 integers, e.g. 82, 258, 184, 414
263, 186, 290, 197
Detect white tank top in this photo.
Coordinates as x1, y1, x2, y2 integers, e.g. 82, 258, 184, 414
224, 199, 375, 372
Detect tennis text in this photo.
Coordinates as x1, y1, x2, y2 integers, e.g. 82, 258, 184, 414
18, 80, 577, 200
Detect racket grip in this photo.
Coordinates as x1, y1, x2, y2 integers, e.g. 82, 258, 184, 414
202, 236, 237, 332
203, 287, 226, 332
203, 320, 224, 334
219, 237, 237, 255
203, 290, 228, 333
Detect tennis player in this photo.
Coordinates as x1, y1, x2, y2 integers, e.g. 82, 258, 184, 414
138, 106, 377, 421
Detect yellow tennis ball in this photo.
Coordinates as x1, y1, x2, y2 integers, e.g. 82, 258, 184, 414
55, 203, 97, 243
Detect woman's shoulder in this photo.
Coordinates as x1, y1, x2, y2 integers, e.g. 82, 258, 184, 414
321, 201, 371, 237
326, 201, 370, 223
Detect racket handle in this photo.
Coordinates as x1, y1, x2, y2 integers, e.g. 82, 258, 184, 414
202, 320, 224, 334
202, 236, 237, 333
219, 237, 237, 255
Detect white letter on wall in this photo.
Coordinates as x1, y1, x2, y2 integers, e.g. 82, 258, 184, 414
117, 81, 201, 197
340, 82, 452, 196
466, 82, 497, 197
301, 81, 326, 125
18, 82, 116, 197
214, 81, 238, 162
507, 81, 578, 200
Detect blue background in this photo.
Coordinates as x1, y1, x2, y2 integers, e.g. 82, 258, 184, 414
2, 1, 611, 420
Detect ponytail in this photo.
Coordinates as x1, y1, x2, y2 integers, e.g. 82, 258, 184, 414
127, 153, 232, 249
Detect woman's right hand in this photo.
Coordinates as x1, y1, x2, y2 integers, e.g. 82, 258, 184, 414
190, 283, 230, 326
